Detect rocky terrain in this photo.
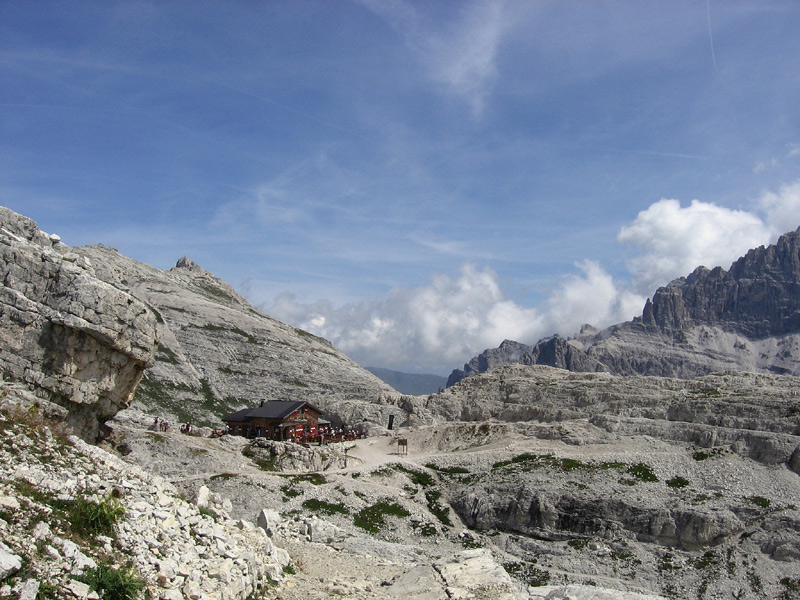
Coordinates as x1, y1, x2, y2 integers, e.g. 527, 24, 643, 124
109, 369, 800, 600
69, 246, 398, 429
0, 383, 290, 600
2, 205, 800, 600
448, 227, 800, 386
0, 208, 157, 441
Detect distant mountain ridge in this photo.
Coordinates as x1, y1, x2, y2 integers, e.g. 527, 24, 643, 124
448, 227, 800, 385
365, 366, 446, 395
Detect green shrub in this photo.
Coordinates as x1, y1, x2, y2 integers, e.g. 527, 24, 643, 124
667, 476, 690, 489
56, 494, 125, 539
748, 496, 771, 508
502, 562, 550, 586
82, 564, 145, 600
425, 463, 470, 474
425, 490, 452, 526
627, 463, 658, 482
394, 464, 435, 487
353, 501, 410, 533
302, 499, 349, 516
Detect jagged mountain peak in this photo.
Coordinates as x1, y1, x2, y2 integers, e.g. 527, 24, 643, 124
449, 227, 800, 385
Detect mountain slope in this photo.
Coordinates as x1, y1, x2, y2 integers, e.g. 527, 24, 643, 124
448, 227, 800, 385
74, 247, 397, 427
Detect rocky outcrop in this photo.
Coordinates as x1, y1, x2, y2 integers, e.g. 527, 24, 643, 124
0, 207, 157, 441
426, 365, 800, 471
454, 488, 743, 550
447, 339, 535, 387
0, 386, 289, 600
72, 244, 397, 429
246, 438, 353, 472
448, 228, 800, 383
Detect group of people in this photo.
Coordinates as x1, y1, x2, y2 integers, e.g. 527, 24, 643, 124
151, 417, 194, 434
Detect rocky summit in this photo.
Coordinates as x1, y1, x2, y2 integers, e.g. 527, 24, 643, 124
1, 205, 799, 600
448, 227, 800, 386
70, 244, 398, 430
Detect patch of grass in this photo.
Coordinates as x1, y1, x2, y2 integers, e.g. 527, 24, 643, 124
12, 482, 124, 541
667, 476, 690, 489
293, 473, 326, 486
353, 500, 410, 534
81, 563, 145, 600
393, 464, 435, 487
748, 495, 771, 509
302, 499, 349, 516
153, 345, 180, 365
411, 521, 438, 537
779, 577, 800, 600
66, 494, 125, 538
658, 553, 676, 573
425, 463, 470, 475
502, 562, 550, 587
599, 461, 627, 470
457, 533, 483, 550
242, 447, 277, 472
425, 490, 452, 526
692, 550, 719, 570
568, 538, 589, 550
626, 463, 658, 483
281, 487, 302, 501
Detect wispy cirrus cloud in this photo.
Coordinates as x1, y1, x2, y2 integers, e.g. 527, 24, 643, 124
356, 0, 510, 116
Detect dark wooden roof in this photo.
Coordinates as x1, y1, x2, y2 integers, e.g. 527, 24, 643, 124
222, 400, 320, 423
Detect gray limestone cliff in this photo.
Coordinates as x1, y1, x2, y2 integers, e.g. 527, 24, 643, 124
0, 207, 157, 440
72, 245, 398, 428
448, 227, 800, 384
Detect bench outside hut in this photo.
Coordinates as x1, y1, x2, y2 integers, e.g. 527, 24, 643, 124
222, 400, 328, 443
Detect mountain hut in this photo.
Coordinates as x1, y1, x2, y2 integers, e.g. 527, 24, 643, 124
222, 400, 329, 442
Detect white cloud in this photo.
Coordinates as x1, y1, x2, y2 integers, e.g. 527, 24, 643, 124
543, 260, 645, 336
759, 179, 800, 236
617, 198, 771, 293
618, 181, 800, 293
357, 0, 510, 116
267, 261, 638, 374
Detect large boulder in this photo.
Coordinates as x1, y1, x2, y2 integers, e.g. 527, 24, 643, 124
0, 207, 157, 440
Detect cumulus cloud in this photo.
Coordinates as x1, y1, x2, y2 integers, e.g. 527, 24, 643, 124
617, 199, 771, 293
267, 261, 638, 374
618, 181, 800, 293
759, 179, 800, 235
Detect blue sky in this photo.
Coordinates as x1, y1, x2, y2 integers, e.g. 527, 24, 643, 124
2, 1, 800, 374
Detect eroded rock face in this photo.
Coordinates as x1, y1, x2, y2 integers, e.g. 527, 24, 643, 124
448, 227, 800, 384
0, 207, 157, 440
73, 244, 397, 429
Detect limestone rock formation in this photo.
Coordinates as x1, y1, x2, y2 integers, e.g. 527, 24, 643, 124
0, 385, 289, 600
448, 227, 800, 384
429, 364, 800, 472
0, 207, 157, 440
72, 244, 398, 429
